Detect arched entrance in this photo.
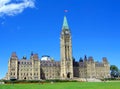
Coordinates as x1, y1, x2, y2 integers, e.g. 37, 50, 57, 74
67, 72, 71, 78
41, 73, 45, 79
24, 77, 26, 80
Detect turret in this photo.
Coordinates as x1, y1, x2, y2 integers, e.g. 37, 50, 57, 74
31, 53, 40, 80
8, 52, 18, 80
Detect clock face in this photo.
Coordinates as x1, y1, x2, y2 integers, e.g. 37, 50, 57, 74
65, 30, 69, 34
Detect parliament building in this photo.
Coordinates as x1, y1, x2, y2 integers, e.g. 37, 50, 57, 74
5, 16, 110, 80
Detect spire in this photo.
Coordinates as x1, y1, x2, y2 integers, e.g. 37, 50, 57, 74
62, 16, 69, 30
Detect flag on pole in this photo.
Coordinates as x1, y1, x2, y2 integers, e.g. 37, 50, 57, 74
64, 10, 68, 13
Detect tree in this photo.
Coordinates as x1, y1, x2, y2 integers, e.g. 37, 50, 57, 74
110, 65, 118, 71
110, 65, 119, 78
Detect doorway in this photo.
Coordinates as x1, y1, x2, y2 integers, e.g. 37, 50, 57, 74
67, 72, 71, 78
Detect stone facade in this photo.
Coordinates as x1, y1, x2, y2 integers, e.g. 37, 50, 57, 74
5, 16, 110, 80
75, 56, 110, 79
7, 53, 41, 80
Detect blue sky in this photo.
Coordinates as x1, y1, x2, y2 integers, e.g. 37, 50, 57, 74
0, 0, 120, 79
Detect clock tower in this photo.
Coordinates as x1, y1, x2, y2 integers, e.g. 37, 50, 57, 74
60, 16, 73, 79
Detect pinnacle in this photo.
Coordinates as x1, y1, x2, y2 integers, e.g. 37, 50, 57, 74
62, 16, 69, 29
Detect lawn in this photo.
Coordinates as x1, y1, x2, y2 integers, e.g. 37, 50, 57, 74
0, 82, 120, 89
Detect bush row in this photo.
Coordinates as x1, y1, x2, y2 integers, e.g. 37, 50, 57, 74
101, 78, 120, 81
2, 79, 77, 84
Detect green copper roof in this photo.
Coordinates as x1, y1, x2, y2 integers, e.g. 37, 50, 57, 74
62, 16, 69, 29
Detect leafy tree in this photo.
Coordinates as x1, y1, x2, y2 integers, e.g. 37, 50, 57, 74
110, 65, 118, 71
110, 65, 119, 78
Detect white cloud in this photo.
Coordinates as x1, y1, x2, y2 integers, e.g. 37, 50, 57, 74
0, 0, 35, 17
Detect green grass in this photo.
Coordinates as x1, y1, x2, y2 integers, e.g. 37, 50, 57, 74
0, 82, 120, 89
